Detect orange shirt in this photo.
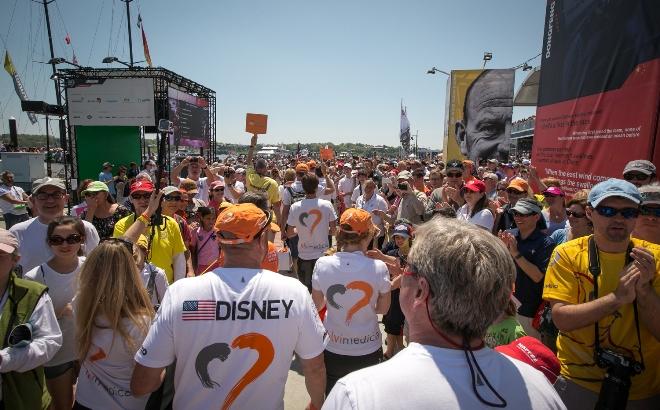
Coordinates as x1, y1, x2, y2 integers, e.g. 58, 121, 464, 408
201, 241, 279, 274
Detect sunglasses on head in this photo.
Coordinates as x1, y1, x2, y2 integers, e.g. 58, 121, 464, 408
131, 193, 151, 200
623, 173, 650, 181
446, 172, 462, 178
566, 210, 586, 218
48, 234, 82, 246
163, 195, 182, 202
593, 206, 639, 219
640, 206, 660, 217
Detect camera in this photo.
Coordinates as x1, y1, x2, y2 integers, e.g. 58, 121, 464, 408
594, 348, 643, 410
189, 157, 199, 163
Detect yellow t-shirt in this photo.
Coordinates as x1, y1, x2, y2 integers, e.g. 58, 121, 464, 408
543, 236, 660, 399
246, 166, 280, 206
113, 214, 186, 284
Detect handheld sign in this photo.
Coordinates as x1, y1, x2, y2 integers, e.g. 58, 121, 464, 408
246, 113, 268, 135
320, 146, 334, 160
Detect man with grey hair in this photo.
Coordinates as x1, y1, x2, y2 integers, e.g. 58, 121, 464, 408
633, 183, 660, 244
324, 218, 564, 409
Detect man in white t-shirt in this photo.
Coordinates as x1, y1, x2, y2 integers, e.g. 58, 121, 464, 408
222, 167, 246, 203
323, 218, 565, 410
337, 164, 355, 212
0, 171, 29, 228
350, 170, 368, 207
131, 203, 327, 410
10, 178, 100, 273
356, 179, 388, 249
172, 156, 218, 203
287, 173, 337, 292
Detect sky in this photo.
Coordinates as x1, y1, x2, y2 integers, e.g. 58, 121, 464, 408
0, 0, 544, 149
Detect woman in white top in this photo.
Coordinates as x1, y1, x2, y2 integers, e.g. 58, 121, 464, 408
24, 216, 86, 410
311, 208, 391, 394
74, 239, 154, 410
456, 179, 494, 231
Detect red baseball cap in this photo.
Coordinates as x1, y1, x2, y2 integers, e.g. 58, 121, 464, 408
495, 336, 560, 384
463, 179, 486, 193
130, 180, 155, 194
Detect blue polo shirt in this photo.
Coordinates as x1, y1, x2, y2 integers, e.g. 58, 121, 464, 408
513, 228, 556, 317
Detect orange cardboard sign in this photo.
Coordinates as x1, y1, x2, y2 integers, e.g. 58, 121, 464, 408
246, 113, 268, 135
320, 147, 334, 160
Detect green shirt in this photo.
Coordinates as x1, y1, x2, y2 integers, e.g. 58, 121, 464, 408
485, 316, 526, 348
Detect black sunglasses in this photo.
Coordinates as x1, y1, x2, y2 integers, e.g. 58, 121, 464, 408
640, 206, 660, 217
593, 206, 639, 219
163, 195, 183, 202
511, 210, 534, 218
48, 234, 83, 246
623, 173, 650, 181
566, 210, 586, 218
212, 188, 225, 192
131, 193, 151, 200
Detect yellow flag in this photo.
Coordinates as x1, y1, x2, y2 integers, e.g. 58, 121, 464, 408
4, 51, 17, 76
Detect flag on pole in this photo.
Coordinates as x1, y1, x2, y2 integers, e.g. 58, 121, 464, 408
72, 51, 78, 65
4, 51, 38, 125
400, 101, 411, 151
65, 33, 71, 44
137, 14, 153, 67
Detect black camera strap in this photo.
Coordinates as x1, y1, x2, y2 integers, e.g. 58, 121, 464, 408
587, 236, 645, 369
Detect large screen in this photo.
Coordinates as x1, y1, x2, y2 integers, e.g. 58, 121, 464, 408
67, 78, 155, 126
168, 87, 209, 148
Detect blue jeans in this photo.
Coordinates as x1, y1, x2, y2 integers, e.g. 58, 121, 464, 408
3, 213, 28, 229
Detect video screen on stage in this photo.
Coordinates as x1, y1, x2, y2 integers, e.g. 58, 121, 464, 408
167, 87, 209, 148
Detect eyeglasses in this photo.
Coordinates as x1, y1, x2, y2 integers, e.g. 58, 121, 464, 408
84, 191, 100, 197
212, 188, 225, 192
446, 172, 462, 178
566, 210, 586, 218
623, 173, 650, 181
100, 237, 134, 252
48, 234, 83, 246
34, 191, 65, 201
163, 195, 183, 202
593, 206, 639, 219
130, 193, 151, 200
511, 211, 534, 218
640, 206, 660, 217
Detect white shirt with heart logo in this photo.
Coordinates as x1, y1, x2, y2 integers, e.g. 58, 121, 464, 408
135, 268, 326, 410
312, 252, 391, 356
287, 198, 338, 260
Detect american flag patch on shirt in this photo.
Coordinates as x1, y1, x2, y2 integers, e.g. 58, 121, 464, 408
182, 300, 216, 321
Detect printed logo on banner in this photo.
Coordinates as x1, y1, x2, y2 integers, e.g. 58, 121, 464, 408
195, 333, 274, 410
326, 281, 373, 325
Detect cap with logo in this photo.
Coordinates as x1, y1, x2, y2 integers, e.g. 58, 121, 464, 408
495, 336, 560, 384
0, 229, 19, 254
588, 178, 641, 208
623, 159, 656, 176
640, 186, 660, 206
445, 159, 464, 171
463, 179, 486, 193
339, 208, 374, 235
179, 178, 199, 194
32, 177, 66, 194
81, 181, 109, 196
392, 224, 411, 239
130, 180, 155, 194
215, 203, 270, 245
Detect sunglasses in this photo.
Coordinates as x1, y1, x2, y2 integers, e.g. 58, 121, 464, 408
639, 206, 660, 217
163, 195, 182, 202
511, 211, 535, 218
593, 206, 639, 219
566, 210, 586, 218
446, 172, 462, 178
48, 234, 83, 246
623, 173, 650, 181
212, 188, 225, 192
35, 191, 65, 201
131, 193, 151, 200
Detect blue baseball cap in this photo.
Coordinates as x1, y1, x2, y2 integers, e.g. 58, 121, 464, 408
588, 179, 641, 207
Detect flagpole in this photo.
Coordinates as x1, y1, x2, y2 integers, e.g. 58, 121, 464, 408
42, 0, 67, 151
121, 0, 135, 66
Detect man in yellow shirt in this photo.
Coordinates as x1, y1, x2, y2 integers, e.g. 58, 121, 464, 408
113, 180, 187, 284
544, 179, 660, 409
245, 134, 282, 237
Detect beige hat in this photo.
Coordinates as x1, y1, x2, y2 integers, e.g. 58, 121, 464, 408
0, 229, 19, 254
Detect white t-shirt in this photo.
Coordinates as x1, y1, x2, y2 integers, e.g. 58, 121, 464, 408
190, 176, 210, 203
356, 194, 388, 234
281, 180, 326, 206
338, 176, 355, 209
224, 180, 245, 204
350, 184, 363, 206
323, 342, 565, 410
10, 218, 100, 273
287, 198, 337, 260
76, 316, 150, 410
0, 184, 27, 215
24, 256, 85, 366
135, 268, 327, 410
140, 263, 169, 307
312, 252, 390, 356
457, 204, 495, 231
318, 177, 333, 202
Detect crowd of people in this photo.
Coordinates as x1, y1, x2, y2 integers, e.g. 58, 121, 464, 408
0, 134, 657, 409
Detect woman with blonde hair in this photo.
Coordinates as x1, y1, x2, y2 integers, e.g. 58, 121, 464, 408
311, 208, 391, 394
73, 239, 155, 409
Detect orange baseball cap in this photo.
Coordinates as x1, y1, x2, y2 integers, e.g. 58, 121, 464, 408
295, 163, 309, 173
339, 208, 374, 235
507, 177, 529, 193
215, 203, 270, 245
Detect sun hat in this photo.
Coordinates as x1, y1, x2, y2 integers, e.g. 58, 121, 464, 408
588, 178, 641, 207
495, 336, 560, 384
32, 177, 66, 194
339, 208, 374, 235
215, 203, 270, 245
81, 181, 109, 196
0, 229, 19, 254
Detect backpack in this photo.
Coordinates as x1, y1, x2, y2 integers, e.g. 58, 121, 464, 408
286, 186, 306, 204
